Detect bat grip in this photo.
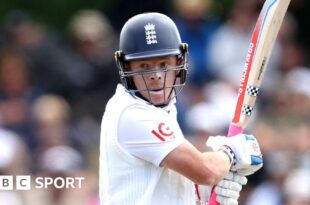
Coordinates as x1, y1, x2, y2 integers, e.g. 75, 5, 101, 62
227, 124, 244, 137
208, 124, 243, 205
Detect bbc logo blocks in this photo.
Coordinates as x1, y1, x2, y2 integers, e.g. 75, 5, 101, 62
0, 176, 31, 190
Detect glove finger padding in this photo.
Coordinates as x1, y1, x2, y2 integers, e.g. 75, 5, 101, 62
217, 180, 242, 193
214, 172, 248, 205
225, 172, 248, 185
216, 196, 238, 205
215, 185, 240, 199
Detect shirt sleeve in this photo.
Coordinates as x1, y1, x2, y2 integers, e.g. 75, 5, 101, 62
118, 105, 184, 166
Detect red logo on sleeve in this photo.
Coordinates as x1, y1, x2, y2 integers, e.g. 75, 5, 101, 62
151, 122, 174, 142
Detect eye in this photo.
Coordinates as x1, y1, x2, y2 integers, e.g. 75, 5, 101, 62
140, 63, 149, 69
159, 62, 168, 69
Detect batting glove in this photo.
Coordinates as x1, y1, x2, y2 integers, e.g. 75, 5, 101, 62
206, 134, 263, 176
215, 172, 247, 205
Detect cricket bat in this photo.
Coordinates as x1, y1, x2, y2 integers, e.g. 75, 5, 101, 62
208, 0, 291, 204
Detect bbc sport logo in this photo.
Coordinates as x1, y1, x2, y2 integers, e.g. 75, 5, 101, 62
0, 175, 85, 190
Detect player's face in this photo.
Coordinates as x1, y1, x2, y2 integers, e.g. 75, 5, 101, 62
129, 56, 178, 105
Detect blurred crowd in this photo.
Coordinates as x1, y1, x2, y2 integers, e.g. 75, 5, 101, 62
0, 0, 309, 205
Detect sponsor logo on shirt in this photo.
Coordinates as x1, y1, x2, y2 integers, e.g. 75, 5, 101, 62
151, 122, 175, 142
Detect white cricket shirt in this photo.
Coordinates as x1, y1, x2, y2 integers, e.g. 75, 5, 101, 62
99, 84, 195, 205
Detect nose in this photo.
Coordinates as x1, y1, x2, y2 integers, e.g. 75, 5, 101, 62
150, 71, 162, 80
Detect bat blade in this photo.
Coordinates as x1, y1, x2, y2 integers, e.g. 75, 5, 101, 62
208, 0, 290, 204
228, 0, 291, 135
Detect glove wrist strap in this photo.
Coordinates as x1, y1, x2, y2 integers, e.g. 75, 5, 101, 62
218, 145, 236, 168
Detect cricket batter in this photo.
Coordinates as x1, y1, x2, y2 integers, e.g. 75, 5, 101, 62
100, 12, 263, 205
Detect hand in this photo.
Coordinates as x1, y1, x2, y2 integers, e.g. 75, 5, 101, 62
215, 172, 247, 205
206, 134, 263, 176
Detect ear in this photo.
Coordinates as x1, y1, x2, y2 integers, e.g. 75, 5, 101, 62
123, 62, 130, 71
177, 56, 184, 66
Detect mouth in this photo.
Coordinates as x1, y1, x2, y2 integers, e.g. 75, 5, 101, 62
149, 88, 164, 94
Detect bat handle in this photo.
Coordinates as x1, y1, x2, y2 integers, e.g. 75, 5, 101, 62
208, 189, 219, 205
208, 124, 244, 205
227, 124, 244, 137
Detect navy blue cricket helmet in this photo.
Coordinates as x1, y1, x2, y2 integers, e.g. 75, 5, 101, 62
115, 12, 188, 104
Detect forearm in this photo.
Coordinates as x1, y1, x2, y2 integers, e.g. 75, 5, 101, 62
161, 140, 231, 186
200, 151, 231, 185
